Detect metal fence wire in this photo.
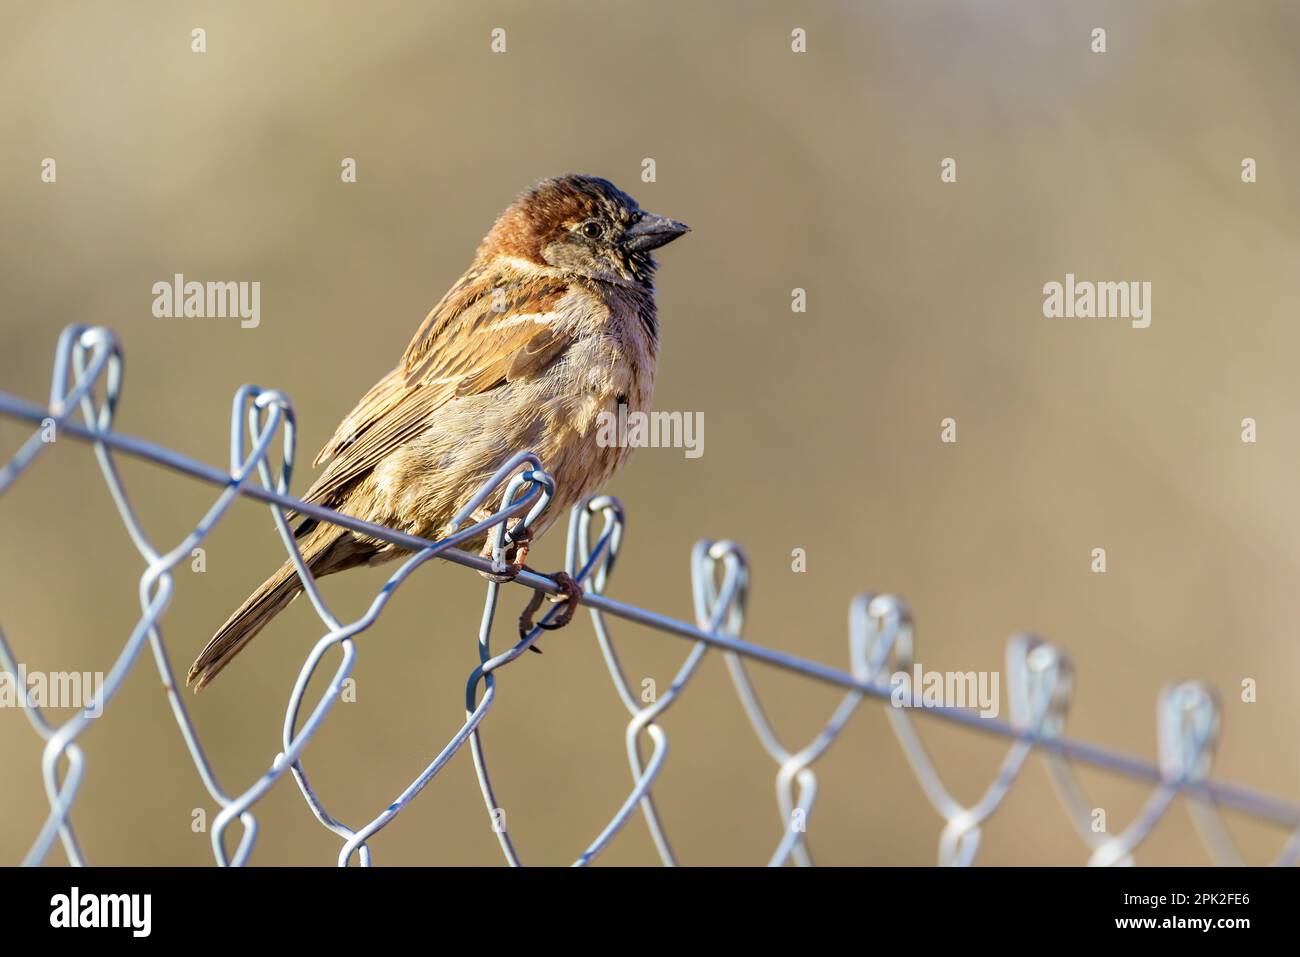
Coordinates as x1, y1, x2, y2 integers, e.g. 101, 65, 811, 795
2, 324, 1298, 867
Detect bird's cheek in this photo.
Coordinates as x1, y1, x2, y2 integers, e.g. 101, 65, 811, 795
540, 240, 582, 272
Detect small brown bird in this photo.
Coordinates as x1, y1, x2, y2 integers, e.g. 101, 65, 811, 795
187, 175, 688, 690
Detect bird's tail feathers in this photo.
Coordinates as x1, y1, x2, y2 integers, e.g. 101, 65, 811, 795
187, 530, 368, 691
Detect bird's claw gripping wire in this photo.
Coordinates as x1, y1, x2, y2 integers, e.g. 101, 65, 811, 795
518, 570, 583, 647
479, 522, 532, 584
482, 523, 586, 654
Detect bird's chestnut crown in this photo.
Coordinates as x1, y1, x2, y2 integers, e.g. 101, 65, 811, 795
480, 174, 689, 286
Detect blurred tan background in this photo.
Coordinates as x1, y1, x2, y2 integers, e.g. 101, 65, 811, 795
2, 0, 1298, 866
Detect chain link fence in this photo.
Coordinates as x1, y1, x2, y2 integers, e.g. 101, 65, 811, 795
2, 325, 1298, 866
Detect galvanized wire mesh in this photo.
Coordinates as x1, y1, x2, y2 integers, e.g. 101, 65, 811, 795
2, 324, 1298, 866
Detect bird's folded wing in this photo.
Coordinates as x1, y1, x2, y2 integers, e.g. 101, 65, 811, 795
294, 276, 573, 516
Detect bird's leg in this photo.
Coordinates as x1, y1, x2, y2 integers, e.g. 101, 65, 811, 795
518, 571, 583, 644
476, 511, 531, 584
468, 507, 583, 651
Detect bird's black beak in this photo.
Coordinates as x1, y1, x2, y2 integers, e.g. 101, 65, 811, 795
622, 213, 690, 253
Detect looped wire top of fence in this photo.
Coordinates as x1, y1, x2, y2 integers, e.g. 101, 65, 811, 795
1, 324, 1298, 866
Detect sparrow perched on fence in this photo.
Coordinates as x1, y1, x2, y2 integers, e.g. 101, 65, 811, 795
187, 175, 688, 690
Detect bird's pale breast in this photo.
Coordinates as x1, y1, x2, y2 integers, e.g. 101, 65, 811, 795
367, 283, 657, 547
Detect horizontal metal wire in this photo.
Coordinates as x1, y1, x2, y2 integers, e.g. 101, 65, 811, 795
2, 324, 1297, 865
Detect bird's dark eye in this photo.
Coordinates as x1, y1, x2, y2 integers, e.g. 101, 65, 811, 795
581, 220, 604, 239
